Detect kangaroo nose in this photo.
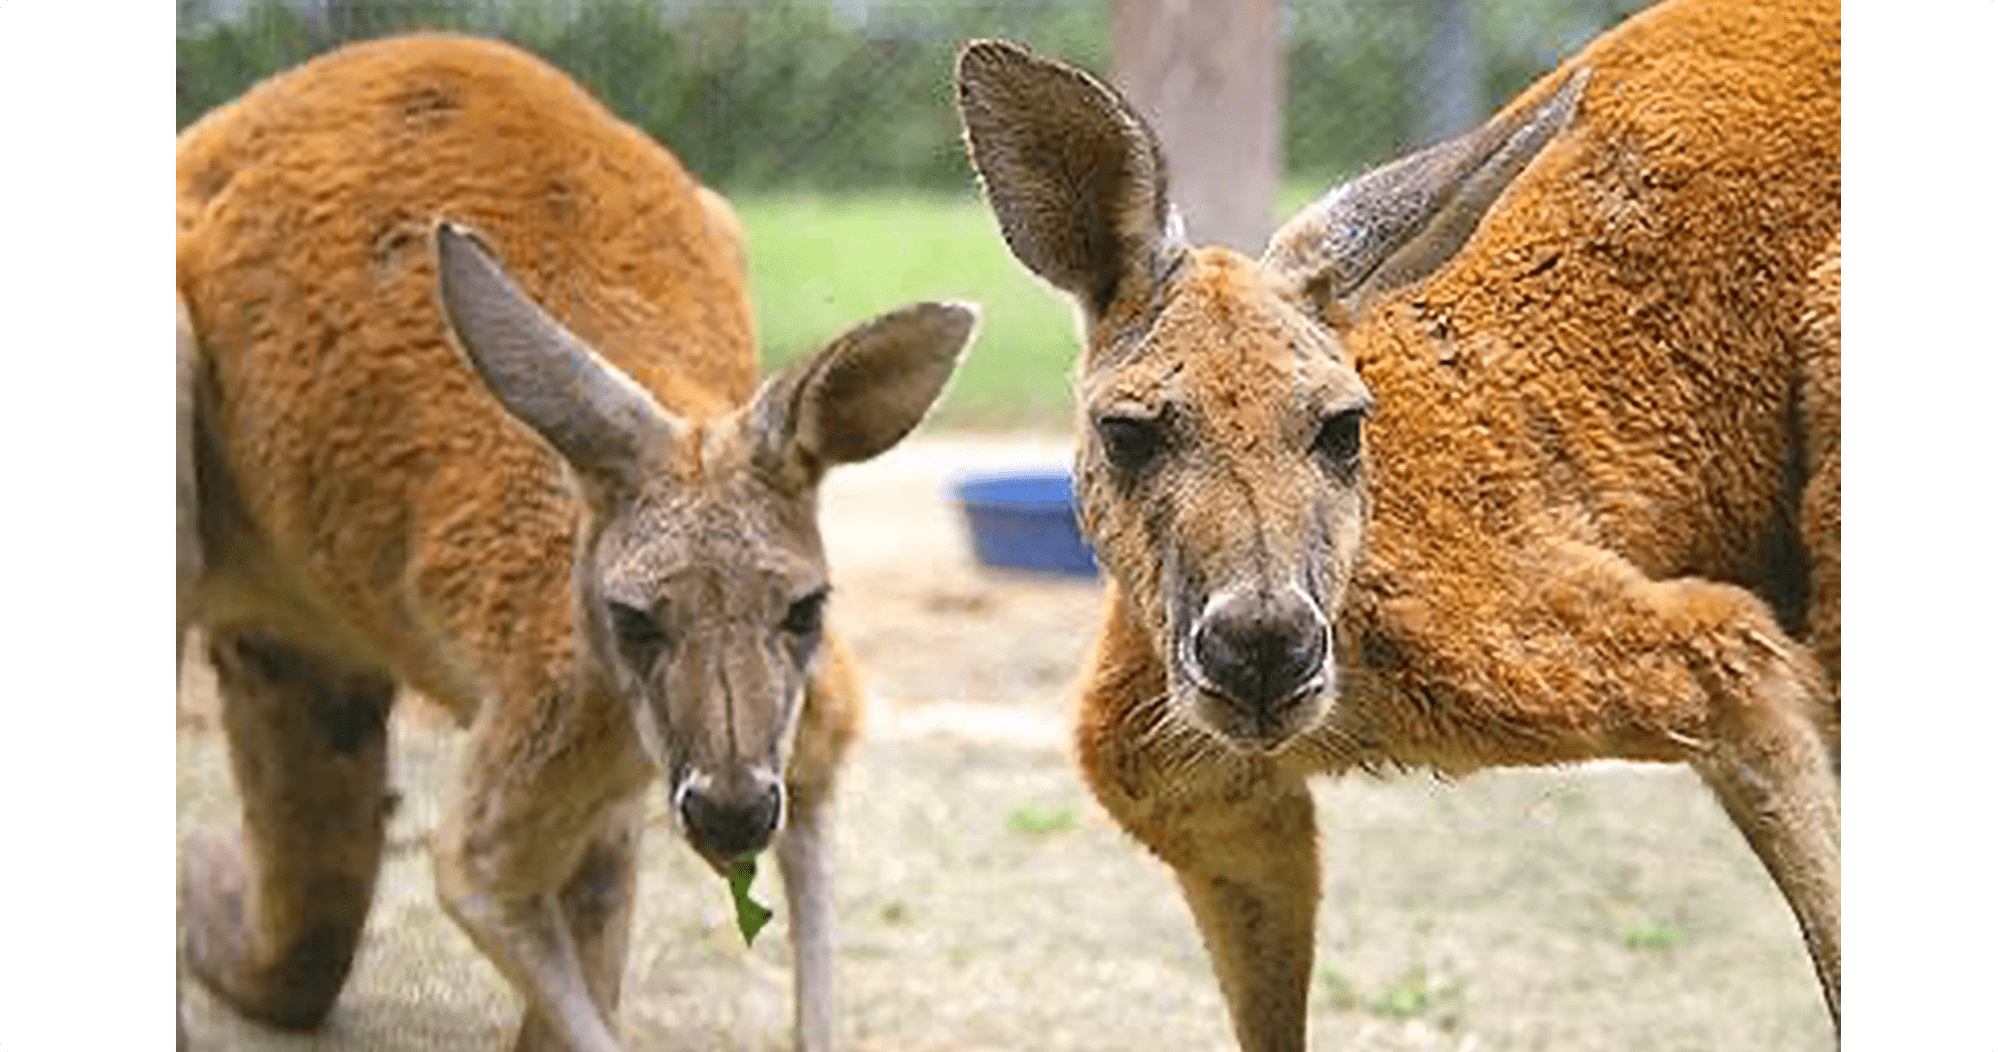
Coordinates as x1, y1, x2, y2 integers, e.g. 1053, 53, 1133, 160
678, 776, 782, 863
1192, 592, 1328, 711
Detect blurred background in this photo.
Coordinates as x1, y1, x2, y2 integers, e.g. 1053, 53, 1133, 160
176, 0, 1652, 428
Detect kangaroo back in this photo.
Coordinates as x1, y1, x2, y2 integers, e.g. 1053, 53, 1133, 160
176, 36, 758, 704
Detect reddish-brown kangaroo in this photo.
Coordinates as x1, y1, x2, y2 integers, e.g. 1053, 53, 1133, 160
176, 35, 975, 1052
956, 0, 1839, 1046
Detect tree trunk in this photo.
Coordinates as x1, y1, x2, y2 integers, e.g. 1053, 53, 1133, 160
1112, 0, 1284, 253
311, 0, 371, 46
1417, 0, 1482, 146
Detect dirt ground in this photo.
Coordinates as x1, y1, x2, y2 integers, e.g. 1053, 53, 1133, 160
176, 433, 1834, 1052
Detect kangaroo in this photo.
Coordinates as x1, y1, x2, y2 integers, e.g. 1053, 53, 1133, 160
955, 0, 1839, 1046
176, 35, 976, 1052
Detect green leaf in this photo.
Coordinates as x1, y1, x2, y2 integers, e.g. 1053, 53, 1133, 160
727, 856, 774, 946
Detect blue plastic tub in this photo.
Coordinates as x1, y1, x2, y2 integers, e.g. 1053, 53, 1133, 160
951, 470, 1098, 579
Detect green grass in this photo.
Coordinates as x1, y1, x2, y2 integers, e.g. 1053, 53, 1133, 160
1620, 920, 1688, 952
1318, 963, 1467, 1026
1369, 966, 1462, 1022
734, 191, 1082, 431
1005, 801, 1081, 837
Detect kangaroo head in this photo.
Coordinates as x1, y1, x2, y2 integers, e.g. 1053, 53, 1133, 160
435, 224, 974, 868
957, 40, 1582, 753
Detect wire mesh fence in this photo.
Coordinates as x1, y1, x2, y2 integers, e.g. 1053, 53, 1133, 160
176, 0, 1653, 198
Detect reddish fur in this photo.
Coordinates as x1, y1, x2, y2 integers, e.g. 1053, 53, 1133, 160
1340, 0, 1841, 760
1078, 0, 1839, 782
178, 37, 761, 707
964, 0, 1840, 1045
177, 36, 880, 1049
1799, 237, 1840, 745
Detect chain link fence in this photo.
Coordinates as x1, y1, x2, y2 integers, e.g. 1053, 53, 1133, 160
177, 0, 1651, 197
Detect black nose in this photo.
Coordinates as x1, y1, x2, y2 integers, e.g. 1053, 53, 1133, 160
679, 779, 782, 862
1192, 592, 1328, 710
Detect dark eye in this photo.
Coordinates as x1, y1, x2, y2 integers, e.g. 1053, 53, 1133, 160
607, 601, 668, 663
1096, 415, 1165, 472
781, 588, 829, 638
1313, 409, 1365, 468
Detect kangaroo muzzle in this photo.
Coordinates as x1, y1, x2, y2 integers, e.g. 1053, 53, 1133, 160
674, 768, 784, 869
1185, 586, 1331, 748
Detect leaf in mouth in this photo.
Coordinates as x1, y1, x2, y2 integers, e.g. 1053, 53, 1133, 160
727, 855, 774, 946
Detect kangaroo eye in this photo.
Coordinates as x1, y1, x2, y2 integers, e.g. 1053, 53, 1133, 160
1313, 408, 1365, 468
1097, 415, 1165, 472
608, 601, 668, 662
781, 588, 828, 637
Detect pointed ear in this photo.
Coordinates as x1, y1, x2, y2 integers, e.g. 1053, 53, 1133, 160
750, 301, 978, 480
956, 39, 1183, 318
1262, 69, 1589, 323
434, 222, 683, 501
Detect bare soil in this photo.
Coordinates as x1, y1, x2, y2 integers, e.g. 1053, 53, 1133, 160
176, 433, 1834, 1052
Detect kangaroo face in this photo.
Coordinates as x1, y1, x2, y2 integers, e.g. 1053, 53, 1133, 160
434, 222, 975, 868
1075, 249, 1371, 750
580, 443, 829, 869
957, 40, 1580, 754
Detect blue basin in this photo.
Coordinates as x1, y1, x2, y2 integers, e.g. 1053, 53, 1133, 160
950, 470, 1098, 579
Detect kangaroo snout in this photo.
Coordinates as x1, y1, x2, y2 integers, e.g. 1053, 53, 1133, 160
1191, 590, 1329, 716
676, 771, 784, 867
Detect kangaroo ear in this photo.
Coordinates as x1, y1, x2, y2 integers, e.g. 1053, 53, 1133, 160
749, 301, 978, 482
956, 39, 1183, 319
434, 222, 684, 502
1263, 69, 1588, 324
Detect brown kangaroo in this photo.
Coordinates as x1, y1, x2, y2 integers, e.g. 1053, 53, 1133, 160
176, 35, 976, 1052
955, 0, 1839, 1046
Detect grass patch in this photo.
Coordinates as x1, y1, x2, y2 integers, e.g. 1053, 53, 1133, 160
733, 190, 1081, 431
1620, 919, 1689, 953
1317, 966, 1365, 1011
1371, 966, 1451, 1021
1006, 802, 1081, 837
1319, 963, 1465, 1027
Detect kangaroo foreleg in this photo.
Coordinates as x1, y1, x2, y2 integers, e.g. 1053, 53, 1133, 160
1078, 685, 1321, 1052
437, 696, 651, 1052
1170, 783, 1320, 1052
440, 877, 621, 1052
176, 292, 202, 677
777, 782, 835, 1052
508, 801, 643, 1052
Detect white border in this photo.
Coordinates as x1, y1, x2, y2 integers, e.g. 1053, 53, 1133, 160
0, 1, 172, 1048
1844, 2, 1998, 1049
